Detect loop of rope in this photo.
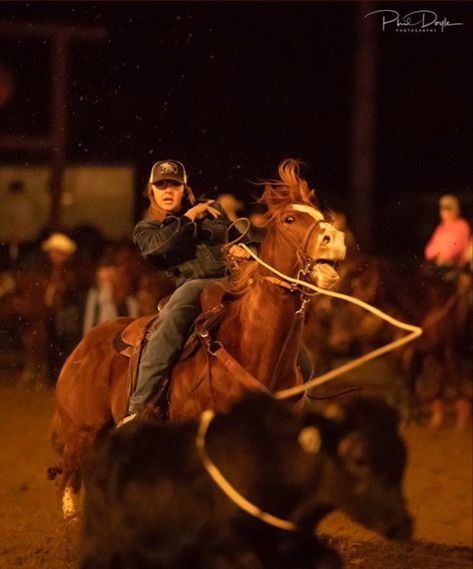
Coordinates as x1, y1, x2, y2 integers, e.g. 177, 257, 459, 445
196, 409, 297, 531
238, 244, 423, 400
223, 217, 252, 249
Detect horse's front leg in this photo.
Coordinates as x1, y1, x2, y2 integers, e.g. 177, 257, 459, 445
55, 428, 100, 520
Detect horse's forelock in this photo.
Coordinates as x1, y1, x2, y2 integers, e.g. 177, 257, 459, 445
259, 159, 319, 222
225, 161, 320, 295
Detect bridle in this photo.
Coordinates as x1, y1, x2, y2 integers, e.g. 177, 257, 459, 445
221, 206, 422, 400
221, 209, 328, 392
263, 208, 329, 298
263, 208, 329, 390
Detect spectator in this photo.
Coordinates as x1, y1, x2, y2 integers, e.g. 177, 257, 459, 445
423, 196, 472, 429
216, 193, 244, 222
41, 232, 83, 380
425, 194, 471, 269
82, 262, 139, 336
247, 203, 268, 242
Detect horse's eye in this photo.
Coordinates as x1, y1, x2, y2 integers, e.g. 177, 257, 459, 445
284, 216, 295, 224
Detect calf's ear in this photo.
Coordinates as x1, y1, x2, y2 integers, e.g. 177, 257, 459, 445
298, 426, 321, 454
323, 403, 345, 422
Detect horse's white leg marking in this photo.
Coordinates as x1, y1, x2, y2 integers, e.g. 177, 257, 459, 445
62, 485, 81, 520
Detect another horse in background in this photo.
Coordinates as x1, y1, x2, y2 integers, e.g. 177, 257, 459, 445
400, 266, 472, 425
50, 159, 346, 516
303, 255, 472, 423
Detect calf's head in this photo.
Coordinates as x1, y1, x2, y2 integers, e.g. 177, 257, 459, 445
319, 397, 413, 539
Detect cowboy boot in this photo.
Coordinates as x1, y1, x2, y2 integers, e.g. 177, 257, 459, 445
430, 399, 444, 428
455, 398, 471, 431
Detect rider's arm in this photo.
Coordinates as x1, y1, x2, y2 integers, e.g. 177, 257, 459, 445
133, 216, 197, 260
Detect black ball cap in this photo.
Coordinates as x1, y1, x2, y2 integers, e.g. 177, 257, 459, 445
149, 160, 187, 185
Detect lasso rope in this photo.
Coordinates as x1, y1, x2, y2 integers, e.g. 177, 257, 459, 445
238, 244, 423, 401
196, 409, 297, 531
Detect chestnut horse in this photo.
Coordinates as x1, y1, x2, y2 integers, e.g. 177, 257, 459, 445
50, 159, 346, 517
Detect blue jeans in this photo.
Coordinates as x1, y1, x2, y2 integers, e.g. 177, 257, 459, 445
128, 279, 212, 413
128, 278, 314, 413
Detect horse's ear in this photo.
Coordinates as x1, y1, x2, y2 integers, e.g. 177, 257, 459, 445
309, 189, 319, 207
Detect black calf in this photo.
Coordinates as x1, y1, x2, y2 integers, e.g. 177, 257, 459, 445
81, 394, 412, 569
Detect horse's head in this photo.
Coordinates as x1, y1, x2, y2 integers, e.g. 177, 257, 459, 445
258, 159, 346, 290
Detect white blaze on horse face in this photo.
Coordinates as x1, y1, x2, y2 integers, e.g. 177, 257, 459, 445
291, 204, 346, 261
292, 204, 324, 222
291, 204, 346, 289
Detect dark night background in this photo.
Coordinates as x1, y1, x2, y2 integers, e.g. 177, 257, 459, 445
0, 1, 471, 258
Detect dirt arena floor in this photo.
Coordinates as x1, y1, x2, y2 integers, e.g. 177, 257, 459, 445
0, 369, 471, 569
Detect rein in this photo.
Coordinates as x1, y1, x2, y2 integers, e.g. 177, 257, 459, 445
238, 244, 423, 401
266, 290, 311, 392
195, 409, 297, 532
260, 275, 294, 291
215, 214, 327, 392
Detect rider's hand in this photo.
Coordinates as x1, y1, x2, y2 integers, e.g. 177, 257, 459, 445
185, 200, 221, 221
228, 244, 251, 259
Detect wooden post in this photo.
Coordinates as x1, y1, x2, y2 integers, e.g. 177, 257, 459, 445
0, 22, 106, 229
49, 33, 67, 229
350, 1, 378, 251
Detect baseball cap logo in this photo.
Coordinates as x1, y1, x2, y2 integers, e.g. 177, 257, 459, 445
160, 162, 178, 175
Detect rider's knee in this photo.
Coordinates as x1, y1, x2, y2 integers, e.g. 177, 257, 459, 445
165, 279, 209, 312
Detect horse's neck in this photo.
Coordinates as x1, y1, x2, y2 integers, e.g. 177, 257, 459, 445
218, 281, 302, 388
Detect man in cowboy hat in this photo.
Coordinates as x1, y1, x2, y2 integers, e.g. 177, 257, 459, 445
41, 232, 82, 379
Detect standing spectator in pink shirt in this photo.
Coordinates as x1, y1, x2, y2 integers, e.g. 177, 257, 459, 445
423, 195, 472, 430
425, 194, 471, 268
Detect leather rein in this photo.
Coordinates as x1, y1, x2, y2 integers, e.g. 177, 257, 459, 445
198, 212, 324, 394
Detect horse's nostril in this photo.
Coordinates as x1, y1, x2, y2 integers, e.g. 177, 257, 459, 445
323, 235, 331, 244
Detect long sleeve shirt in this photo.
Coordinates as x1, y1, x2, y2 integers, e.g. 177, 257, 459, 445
424, 218, 471, 267
133, 202, 235, 285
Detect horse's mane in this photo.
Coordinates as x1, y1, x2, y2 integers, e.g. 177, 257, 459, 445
258, 158, 319, 223
224, 159, 319, 295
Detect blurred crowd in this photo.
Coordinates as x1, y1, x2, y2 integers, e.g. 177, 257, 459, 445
0, 228, 175, 388
0, 189, 471, 429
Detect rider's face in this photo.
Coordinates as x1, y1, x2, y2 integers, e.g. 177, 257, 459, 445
151, 180, 185, 213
